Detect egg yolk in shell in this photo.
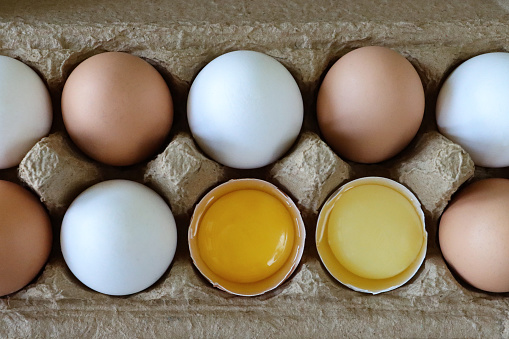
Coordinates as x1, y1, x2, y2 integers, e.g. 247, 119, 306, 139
197, 189, 295, 284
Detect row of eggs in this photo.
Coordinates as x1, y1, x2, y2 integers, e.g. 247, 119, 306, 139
3, 47, 509, 171
4, 172, 509, 297
0, 176, 425, 297
2, 47, 509, 297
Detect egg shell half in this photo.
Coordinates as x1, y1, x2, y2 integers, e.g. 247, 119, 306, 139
316, 177, 427, 294
188, 179, 306, 296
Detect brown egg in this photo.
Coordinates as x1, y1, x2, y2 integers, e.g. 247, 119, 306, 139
317, 46, 425, 163
62, 52, 173, 166
0, 180, 52, 297
439, 178, 509, 293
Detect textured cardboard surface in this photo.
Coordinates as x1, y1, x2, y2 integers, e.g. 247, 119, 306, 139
144, 132, 225, 216
394, 132, 475, 220
2, 1, 509, 337
270, 132, 351, 215
18, 133, 103, 216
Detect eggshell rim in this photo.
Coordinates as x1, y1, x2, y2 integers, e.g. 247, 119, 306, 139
316, 176, 427, 294
188, 178, 306, 297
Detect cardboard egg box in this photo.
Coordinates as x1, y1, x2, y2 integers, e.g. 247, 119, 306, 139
2, 0, 509, 337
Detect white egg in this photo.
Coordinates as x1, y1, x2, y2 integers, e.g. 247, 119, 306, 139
187, 50, 303, 169
0, 56, 52, 169
61, 180, 177, 296
436, 52, 509, 168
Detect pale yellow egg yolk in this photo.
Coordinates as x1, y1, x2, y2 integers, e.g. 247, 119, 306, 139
327, 184, 423, 280
197, 189, 295, 284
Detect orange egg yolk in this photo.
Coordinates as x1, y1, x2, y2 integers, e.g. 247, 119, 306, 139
197, 189, 295, 284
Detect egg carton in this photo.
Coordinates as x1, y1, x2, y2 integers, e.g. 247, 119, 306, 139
2, 0, 509, 337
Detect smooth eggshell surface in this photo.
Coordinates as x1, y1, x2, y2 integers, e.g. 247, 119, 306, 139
0, 180, 52, 297
61, 180, 177, 296
187, 50, 303, 169
0, 56, 52, 169
61, 52, 173, 166
436, 52, 509, 168
439, 178, 509, 293
317, 46, 425, 163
